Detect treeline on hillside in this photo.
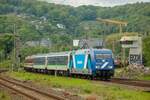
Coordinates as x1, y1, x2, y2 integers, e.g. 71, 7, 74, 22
0, 0, 150, 66
1, 0, 150, 36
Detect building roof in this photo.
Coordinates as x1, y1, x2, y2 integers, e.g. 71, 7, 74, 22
120, 36, 139, 41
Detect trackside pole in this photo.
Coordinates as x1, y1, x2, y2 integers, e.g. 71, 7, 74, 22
55, 66, 57, 76
55, 70, 57, 76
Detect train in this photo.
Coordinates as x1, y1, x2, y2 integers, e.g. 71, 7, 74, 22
24, 48, 115, 79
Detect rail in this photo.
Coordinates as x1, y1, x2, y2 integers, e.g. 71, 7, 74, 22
0, 76, 65, 100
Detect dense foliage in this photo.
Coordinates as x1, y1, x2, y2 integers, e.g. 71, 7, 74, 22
0, 0, 150, 65
143, 36, 150, 66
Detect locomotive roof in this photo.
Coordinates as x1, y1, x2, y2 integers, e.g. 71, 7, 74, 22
93, 48, 112, 52
73, 48, 112, 53
26, 48, 112, 59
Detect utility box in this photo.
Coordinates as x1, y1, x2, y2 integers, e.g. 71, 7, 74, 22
120, 36, 142, 65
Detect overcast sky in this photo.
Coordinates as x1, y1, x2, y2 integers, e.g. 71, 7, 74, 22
39, 0, 150, 7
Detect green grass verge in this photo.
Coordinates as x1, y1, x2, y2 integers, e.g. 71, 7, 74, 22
0, 60, 12, 69
6, 71, 150, 100
0, 91, 10, 100
139, 75, 150, 81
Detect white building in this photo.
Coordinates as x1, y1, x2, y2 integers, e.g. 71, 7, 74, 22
120, 36, 142, 65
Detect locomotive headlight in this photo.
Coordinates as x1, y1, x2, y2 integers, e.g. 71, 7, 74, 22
108, 66, 113, 69
96, 66, 98, 68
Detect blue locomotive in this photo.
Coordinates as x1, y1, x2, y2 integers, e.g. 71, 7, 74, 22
24, 48, 115, 79
69, 48, 114, 79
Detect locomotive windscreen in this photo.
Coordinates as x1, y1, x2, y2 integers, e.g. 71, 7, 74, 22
96, 54, 112, 59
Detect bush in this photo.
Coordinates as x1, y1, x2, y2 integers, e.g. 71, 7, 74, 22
143, 36, 150, 66
0, 60, 12, 69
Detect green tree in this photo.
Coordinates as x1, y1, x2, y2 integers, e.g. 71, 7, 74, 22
143, 36, 150, 66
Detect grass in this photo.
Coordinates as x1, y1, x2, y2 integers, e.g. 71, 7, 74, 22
0, 60, 12, 69
139, 75, 150, 81
0, 91, 10, 100
6, 71, 150, 100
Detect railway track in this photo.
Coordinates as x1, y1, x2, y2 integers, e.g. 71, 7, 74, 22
91, 77, 150, 92
0, 76, 65, 100
111, 78, 150, 88
0, 69, 8, 73
26, 69, 150, 89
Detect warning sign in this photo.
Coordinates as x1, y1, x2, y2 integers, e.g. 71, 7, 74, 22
129, 54, 142, 64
